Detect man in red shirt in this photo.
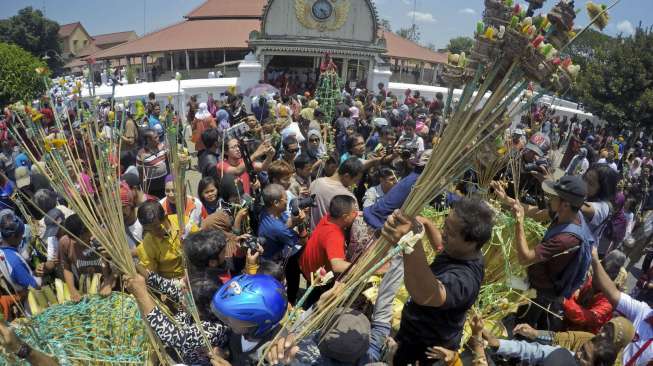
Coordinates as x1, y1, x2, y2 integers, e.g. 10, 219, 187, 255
299, 195, 358, 307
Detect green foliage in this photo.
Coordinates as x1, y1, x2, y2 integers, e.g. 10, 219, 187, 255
574, 26, 653, 130
565, 28, 613, 69
0, 42, 49, 108
0, 7, 63, 73
446, 36, 474, 54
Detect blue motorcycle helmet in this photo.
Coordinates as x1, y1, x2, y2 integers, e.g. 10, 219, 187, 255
211, 274, 287, 337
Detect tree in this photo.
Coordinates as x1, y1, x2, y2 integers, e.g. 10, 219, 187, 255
0, 7, 63, 73
379, 18, 392, 32
446, 36, 474, 54
397, 24, 421, 43
574, 26, 653, 131
0, 42, 50, 108
565, 28, 614, 69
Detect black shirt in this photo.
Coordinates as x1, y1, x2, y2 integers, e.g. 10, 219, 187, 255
397, 252, 484, 350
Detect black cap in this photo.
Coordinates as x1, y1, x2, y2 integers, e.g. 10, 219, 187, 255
542, 175, 587, 207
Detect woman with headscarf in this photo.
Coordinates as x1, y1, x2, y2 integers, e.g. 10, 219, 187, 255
191, 102, 216, 157
305, 129, 326, 160
207, 93, 218, 118
216, 109, 230, 136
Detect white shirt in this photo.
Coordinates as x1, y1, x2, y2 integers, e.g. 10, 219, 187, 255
363, 185, 385, 208
617, 293, 653, 366
125, 219, 143, 249
597, 158, 618, 172
588, 201, 610, 239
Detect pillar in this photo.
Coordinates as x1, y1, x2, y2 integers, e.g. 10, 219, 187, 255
419, 62, 425, 84
194, 50, 198, 68
185, 50, 190, 75
371, 56, 391, 92
170, 52, 174, 72
223, 49, 227, 74
237, 52, 263, 108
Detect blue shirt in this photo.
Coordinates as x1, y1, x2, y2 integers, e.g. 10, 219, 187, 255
0, 246, 38, 290
257, 209, 299, 260
363, 172, 419, 230
148, 115, 162, 129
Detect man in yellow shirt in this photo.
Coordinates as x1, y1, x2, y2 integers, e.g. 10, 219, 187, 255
135, 201, 184, 279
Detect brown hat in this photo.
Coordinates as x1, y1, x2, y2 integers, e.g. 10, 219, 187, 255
607, 317, 635, 350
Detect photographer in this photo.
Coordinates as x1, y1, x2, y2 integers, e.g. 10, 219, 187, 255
397, 118, 424, 154
257, 184, 306, 304
509, 132, 552, 208
216, 137, 274, 195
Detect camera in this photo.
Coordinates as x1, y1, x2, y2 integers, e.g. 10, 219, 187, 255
240, 236, 264, 253
90, 238, 102, 251
289, 194, 317, 217
396, 138, 418, 160
523, 159, 549, 173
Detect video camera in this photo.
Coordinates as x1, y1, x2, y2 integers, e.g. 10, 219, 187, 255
396, 138, 419, 160
240, 236, 265, 253
523, 158, 549, 173
290, 194, 317, 217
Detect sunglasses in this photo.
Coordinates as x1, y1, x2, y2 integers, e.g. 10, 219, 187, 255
287, 149, 299, 154
309, 138, 320, 142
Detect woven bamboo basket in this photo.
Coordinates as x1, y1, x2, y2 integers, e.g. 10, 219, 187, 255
474, 36, 502, 63
520, 46, 555, 83
441, 64, 471, 88
483, 0, 512, 28
547, 30, 570, 49
502, 28, 530, 60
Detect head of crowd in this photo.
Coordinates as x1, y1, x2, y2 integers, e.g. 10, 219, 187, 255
0, 81, 652, 366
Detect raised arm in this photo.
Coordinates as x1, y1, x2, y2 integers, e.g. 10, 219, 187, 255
382, 211, 446, 307
512, 202, 539, 265
590, 247, 621, 307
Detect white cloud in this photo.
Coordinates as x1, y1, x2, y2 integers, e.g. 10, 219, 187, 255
407, 11, 436, 23
459, 8, 476, 15
400, 0, 411, 5
616, 20, 635, 35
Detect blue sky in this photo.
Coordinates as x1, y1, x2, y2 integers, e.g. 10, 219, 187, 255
1, 0, 650, 49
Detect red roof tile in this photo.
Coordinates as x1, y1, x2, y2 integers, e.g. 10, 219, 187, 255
383, 30, 447, 64
92, 31, 138, 46
58, 22, 82, 38
93, 19, 259, 59
185, 0, 266, 19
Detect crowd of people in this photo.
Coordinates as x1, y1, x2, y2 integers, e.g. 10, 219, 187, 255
0, 78, 652, 366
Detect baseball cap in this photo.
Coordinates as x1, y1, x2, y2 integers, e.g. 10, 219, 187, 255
14, 166, 31, 189
318, 309, 370, 363
525, 132, 551, 157
541, 175, 587, 207
14, 153, 30, 168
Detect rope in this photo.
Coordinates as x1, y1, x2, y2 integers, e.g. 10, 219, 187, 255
1, 293, 149, 365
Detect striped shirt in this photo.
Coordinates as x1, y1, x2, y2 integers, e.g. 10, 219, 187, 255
137, 145, 168, 181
